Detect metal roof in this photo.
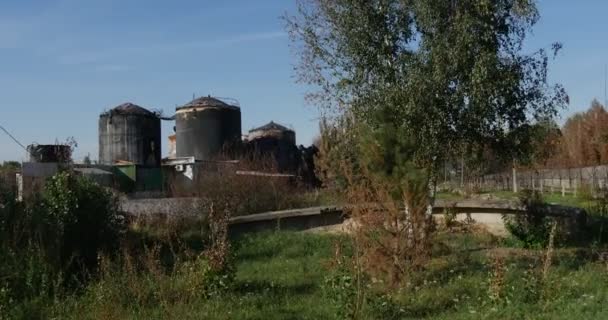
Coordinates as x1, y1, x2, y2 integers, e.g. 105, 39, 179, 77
102, 103, 156, 117
178, 96, 240, 110
249, 121, 293, 133
74, 167, 113, 175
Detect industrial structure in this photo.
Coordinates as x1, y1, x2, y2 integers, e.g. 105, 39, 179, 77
245, 121, 298, 172
175, 96, 242, 161
27, 144, 72, 163
247, 121, 296, 145
98, 103, 161, 166
13, 94, 318, 200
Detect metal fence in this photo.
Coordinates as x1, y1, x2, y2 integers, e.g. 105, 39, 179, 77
442, 164, 608, 196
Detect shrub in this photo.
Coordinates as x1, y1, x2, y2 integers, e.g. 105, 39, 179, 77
323, 242, 365, 320
0, 183, 23, 247
173, 154, 324, 216
196, 173, 308, 216
503, 190, 553, 248
199, 191, 236, 292
442, 206, 458, 230
174, 253, 233, 300
38, 172, 125, 274
345, 168, 433, 287
577, 183, 594, 202
0, 171, 125, 311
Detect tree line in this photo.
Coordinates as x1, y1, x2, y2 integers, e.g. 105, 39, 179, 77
512, 99, 608, 171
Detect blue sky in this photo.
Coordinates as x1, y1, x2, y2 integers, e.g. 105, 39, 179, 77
0, 0, 606, 162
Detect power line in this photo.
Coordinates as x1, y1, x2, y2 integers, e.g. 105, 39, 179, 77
0, 124, 29, 152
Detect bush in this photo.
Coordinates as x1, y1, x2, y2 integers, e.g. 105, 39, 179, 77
503, 190, 553, 248
197, 173, 308, 216
0, 172, 125, 310
323, 246, 365, 320
577, 183, 595, 202
37, 172, 125, 274
169, 154, 326, 216
0, 183, 24, 247
85, 249, 232, 313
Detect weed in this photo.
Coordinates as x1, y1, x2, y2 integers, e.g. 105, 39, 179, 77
487, 255, 507, 304
322, 240, 361, 320
443, 206, 458, 230
577, 184, 595, 202
503, 190, 555, 248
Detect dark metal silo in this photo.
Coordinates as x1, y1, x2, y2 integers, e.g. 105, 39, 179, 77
246, 121, 297, 172
27, 144, 72, 163
98, 103, 161, 166
247, 121, 296, 146
175, 96, 242, 160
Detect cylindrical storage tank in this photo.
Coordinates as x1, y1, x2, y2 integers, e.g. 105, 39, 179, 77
246, 121, 297, 172
175, 96, 242, 160
27, 144, 72, 163
99, 103, 161, 166
247, 121, 296, 146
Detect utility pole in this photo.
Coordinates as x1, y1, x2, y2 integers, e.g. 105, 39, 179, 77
460, 156, 465, 187
604, 64, 608, 108
512, 162, 518, 193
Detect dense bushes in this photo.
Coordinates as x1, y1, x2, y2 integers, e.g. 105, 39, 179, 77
1, 171, 242, 318
503, 190, 554, 248
0, 172, 125, 313
37, 172, 125, 273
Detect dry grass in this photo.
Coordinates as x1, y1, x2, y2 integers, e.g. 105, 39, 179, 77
191, 155, 326, 216
336, 162, 434, 289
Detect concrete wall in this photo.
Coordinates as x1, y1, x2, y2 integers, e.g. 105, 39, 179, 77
19, 162, 59, 200
121, 197, 202, 216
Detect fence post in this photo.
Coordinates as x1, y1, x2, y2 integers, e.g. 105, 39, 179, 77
512, 166, 518, 193
460, 157, 465, 187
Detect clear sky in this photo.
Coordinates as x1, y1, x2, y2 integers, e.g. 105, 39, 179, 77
0, 0, 606, 162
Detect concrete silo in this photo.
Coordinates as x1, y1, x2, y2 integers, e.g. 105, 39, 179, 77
175, 96, 242, 161
98, 102, 161, 166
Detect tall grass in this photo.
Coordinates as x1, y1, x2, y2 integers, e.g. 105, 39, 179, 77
171, 154, 332, 216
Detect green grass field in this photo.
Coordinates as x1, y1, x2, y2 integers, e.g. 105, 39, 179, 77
437, 190, 599, 209
4, 181, 608, 320
22, 228, 603, 320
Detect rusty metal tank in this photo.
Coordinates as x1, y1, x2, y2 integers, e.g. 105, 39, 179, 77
246, 121, 297, 172
98, 103, 161, 166
247, 121, 296, 145
27, 144, 72, 163
175, 96, 242, 160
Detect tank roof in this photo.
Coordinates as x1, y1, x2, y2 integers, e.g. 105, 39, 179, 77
102, 102, 156, 117
177, 96, 240, 111
249, 121, 293, 133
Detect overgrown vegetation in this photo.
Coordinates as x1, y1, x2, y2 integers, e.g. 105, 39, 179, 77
169, 154, 336, 216
3, 172, 608, 319
2, 1, 606, 319
503, 190, 555, 248
0, 172, 124, 317
195, 172, 327, 216
284, 1, 573, 318
0, 172, 236, 319
1, 225, 607, 319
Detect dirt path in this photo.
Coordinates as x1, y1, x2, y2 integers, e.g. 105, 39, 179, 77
308, 212, 511, 237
